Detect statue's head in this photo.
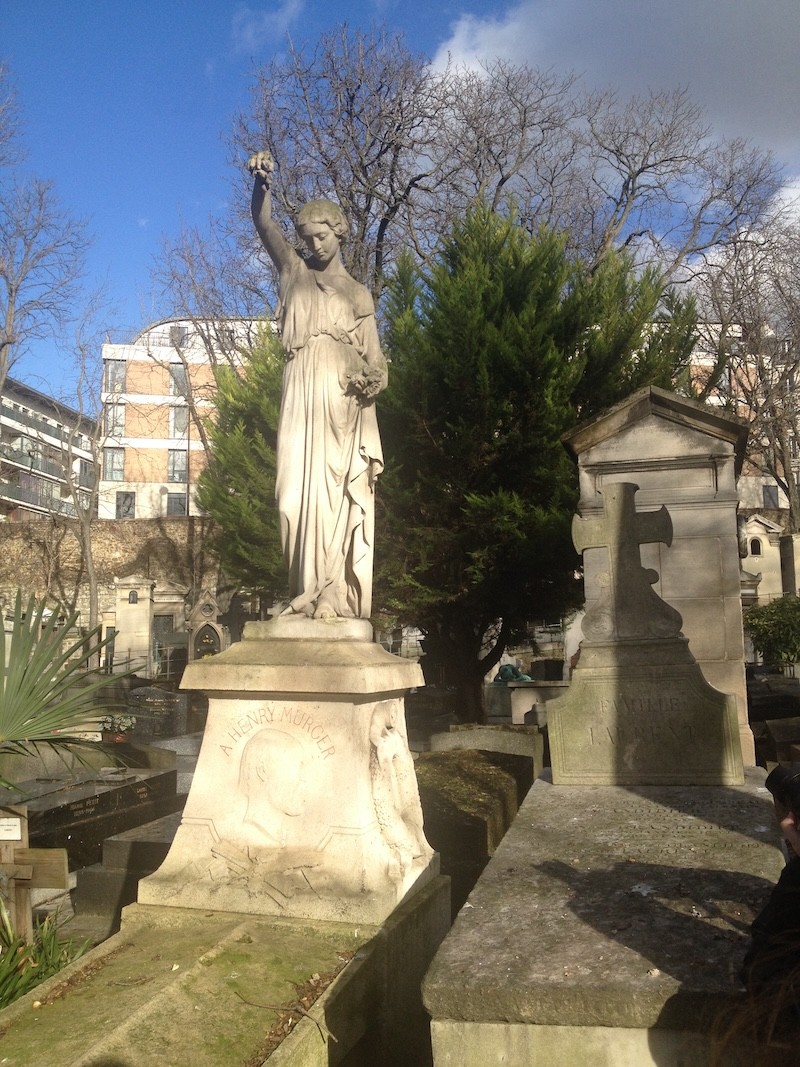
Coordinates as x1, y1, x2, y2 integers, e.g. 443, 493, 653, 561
296, 199, 348, 241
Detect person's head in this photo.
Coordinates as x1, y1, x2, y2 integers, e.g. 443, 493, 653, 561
239, 728, 307, 821
766, 763, 800, 856
296, 200, 348, 266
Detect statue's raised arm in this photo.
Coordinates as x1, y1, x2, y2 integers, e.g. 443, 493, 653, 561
247, 152, 387, 622
248, 150, 294, 273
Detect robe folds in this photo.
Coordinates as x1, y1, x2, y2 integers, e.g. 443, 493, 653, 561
274, 253, 385, 618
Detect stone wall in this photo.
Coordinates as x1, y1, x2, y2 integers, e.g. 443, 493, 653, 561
0, 516, 226, 623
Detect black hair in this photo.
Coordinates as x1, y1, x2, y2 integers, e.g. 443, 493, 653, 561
765, 763, 800, 813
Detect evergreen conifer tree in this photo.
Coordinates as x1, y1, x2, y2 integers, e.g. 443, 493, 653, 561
377, 208, 695, 719
194, 328, 287, 607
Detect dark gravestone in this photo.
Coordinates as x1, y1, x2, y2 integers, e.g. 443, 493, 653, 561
764, 716, 800, 761
75, 810, 184, 932
127, 686, 187, 740
7, 767, 181, 868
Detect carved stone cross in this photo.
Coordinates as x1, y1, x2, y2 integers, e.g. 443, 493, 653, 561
573, 482, 683, 643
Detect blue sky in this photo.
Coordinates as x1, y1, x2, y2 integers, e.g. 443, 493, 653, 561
4, 0, 800, 400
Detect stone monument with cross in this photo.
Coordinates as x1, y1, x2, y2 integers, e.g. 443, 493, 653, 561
573, 482, 683, 647
547, 481, 744, 785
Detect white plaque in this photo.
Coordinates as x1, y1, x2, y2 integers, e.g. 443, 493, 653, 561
0, 818, 23, 841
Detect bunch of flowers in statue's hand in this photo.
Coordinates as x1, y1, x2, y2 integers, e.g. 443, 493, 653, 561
247, 150, 274, 189
346, 364, 386, 401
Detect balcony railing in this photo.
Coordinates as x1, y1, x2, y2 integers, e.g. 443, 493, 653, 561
0, 444, 96, 489
0, 445, 64, 480
0, 400, 75, 446
0, 481, 81, 518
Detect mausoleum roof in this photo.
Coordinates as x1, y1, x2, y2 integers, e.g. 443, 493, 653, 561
563, 385, 748, 475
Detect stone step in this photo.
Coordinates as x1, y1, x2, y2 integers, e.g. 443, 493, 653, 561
100, 808, 183, 869
74, 810, 184, 928
72, 865, 147, 925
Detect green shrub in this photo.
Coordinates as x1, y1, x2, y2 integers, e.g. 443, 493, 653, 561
743, 595, 800, 668
0, 590, 125, 788
0, 897, 87, 1009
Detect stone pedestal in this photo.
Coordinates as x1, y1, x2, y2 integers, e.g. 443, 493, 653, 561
139, 616, 438, 925
548, 638, 744, 786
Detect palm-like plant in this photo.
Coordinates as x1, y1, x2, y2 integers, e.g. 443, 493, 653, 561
0, 591, 123, 787
0, 897, 87, 1008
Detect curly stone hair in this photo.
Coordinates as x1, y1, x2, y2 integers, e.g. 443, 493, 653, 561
296, 199, 348, 240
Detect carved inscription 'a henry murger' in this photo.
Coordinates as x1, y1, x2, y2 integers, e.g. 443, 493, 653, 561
220, 705, 336, 760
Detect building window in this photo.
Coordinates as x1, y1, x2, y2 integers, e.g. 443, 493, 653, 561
128, 590, 138, 604
750, 538, 762, 557
116, 491, 135, 519
78, 458, 94, 489
169, 363, 188, 397
103, 447, 125, 481
104, 402, 125, 437
166, 492, 187, 516
167, 448, 187, 482
763, 484, 779, 510
104, 360, 126, 393
170, 325, 189, 349
169, 406, 188, 439
167, 449, 188, 483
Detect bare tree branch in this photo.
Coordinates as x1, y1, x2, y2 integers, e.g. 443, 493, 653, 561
0, 176, 90, 394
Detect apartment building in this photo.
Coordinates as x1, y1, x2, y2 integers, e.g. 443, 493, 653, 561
0, 377, 96, 521
98, 317, 258, 520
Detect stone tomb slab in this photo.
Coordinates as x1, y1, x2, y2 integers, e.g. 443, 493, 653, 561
0, 876, 451, 1067
423, 769, 782, 1066
7, 766, 180, 867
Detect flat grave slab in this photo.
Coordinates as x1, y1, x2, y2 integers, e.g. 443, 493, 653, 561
7, 766, 180, 867
424, 768, 783, 1033
0, 878, 451, 1067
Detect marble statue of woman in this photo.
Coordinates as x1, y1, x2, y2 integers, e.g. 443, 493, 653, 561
248, 151, 388, 620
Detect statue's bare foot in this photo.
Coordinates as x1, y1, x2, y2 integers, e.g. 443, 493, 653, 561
313, 600, 336, 620
280, 602, 313, 617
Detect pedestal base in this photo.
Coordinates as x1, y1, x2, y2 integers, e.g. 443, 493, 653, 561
547, 638, 744, 786
139, 620, 437, 924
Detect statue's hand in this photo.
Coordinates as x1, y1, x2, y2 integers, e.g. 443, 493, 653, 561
248, 150, 274, 189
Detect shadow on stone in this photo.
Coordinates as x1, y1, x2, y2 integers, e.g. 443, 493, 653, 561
416, 749, 532, 918
539, 858, 772, 998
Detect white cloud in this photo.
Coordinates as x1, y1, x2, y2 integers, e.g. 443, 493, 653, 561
231, 0, 304, 54
431, 6, 545, 71
432, 0, 800, 172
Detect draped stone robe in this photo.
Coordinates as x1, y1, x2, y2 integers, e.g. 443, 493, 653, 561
274, 252, 385, 618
